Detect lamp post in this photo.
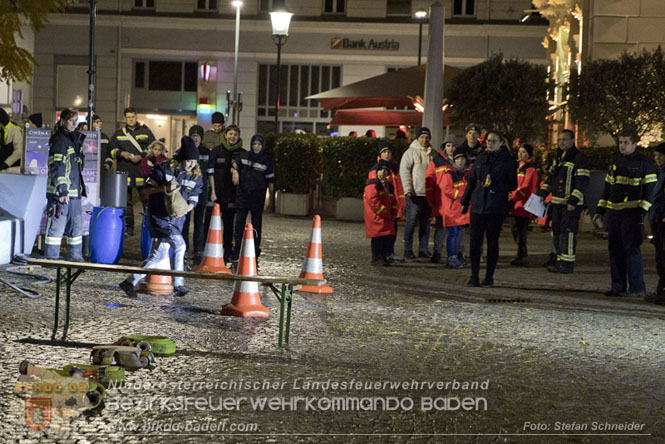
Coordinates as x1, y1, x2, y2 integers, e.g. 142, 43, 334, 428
415, 8, 427, 66
231, 1, 242, 126
270, 8, 293, 134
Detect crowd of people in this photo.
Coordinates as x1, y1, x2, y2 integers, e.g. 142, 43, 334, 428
363, 124, 665, 304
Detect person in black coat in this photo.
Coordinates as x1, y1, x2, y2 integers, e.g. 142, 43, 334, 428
460, 132, 518, 287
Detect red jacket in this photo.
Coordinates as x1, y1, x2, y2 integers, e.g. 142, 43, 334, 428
363, 179, 397, 238
367, 158, 406, 218
425, 153, 453, 217
509, 160, 539, 218
441, 169, 470, 227
139, 154, 168, 178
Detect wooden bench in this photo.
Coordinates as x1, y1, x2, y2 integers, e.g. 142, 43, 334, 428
27, 259, 325, 347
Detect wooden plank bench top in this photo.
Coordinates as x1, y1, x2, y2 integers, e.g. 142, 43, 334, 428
27, 259, 325, 287
27, 258, 327, 347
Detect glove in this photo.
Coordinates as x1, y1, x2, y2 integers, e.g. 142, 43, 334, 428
46, 200, 65, 219
461, 205, 469, 215
0, 161, 8, 171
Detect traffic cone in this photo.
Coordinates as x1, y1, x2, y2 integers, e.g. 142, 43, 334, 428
195, 203, 231, 274
297, 215, 333, 294
221, 224, 269, 317
138, 255, 174, 296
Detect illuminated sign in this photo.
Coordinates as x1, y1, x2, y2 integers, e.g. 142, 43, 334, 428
330, 37, 399, 51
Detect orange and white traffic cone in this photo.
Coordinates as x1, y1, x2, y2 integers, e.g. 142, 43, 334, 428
221, 224, 269, 318
139, 255, 174, 296
195, 203, 231, 274
297, 215, 333, 294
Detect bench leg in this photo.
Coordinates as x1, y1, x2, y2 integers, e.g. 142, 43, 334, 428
284, 285, 293, 346
51, 267, 62, 341
278, 284, 287, 347
62, 268, 72, 341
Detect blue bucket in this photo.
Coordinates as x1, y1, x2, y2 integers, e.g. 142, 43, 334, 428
141, 212, 171, 261
89, 206, 125, 264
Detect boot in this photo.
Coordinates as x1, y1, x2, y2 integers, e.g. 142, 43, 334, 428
510, 256, 530, 267
447, 256, 464, 269
542, 253, 556, 267
430, 251, 442, 264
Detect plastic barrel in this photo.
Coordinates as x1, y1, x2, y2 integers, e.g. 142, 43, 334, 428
141, 212, 172, 261
100, 172, 128, 208
89, 206, 125, 264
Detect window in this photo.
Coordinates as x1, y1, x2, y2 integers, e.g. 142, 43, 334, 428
453, 0, 475, 16
257, 63, 341, 134
387, 0, 411, 17
134, 61, 197, 92
324, 0, 345, 14
259, 0, 283, 12
134, 0, 155, 8
196, 0, 217, 11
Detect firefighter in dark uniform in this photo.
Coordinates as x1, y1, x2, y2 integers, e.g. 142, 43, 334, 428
647, 142, 665, 305
0, 108, 23, 171
44, 108, 87, 261
91, 114, 112, 171
207, 124, 244, 261
108, 107, 156, 235
231, 134, 274, 262
536, 129, 589, 274
595, 129, 657, 299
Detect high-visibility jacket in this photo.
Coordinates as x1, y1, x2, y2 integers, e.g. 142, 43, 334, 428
597, 151, 657, 214
363, 179, 397, 238
425, 152, 453, 216
367, 158, 405, 218
510, 160, 539, 218
46, 130, 86, 200
109, 124, 156, 187
440, 168, 470, 227
537, 146, 589, 206
0, 121, 23, 168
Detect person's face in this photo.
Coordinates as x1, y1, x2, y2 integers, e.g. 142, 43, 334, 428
377, 168, 389, 181
151, 144, 164, 157
486, 134, 502, 152
183, 159, 197, 172
454, 156, 467, 168
517, 147, 531, 163
191, 133, 201, 147
212, 123, 223, 133
92, 118, 102, 130
125, 112, 137, 127
557, 133, 574, 151
654, 151, 665, 167
252, 140, 263, 154
63, 115, 78, 132
380, 149, 392, 161
618, 136, 637, 155
466, 130, 479, 146
417, 134, 431, 147
226, 129, 239, 145
445, 143, 455, 156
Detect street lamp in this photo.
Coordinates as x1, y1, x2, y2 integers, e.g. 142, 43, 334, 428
415, 8, 427, 66
231, 0, 243, 126
270, 7, 293, 133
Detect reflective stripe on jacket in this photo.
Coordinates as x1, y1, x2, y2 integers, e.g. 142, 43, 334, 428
597, 151, 657, 213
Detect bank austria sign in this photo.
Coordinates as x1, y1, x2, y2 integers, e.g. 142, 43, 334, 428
330, 37, 399, 50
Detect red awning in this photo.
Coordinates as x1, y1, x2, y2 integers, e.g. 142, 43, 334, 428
331, 110, 452, 126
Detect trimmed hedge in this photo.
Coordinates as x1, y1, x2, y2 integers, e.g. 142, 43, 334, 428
270, 134, 321, 194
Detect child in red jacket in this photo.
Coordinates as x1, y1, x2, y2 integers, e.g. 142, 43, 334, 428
364, 164, 398, 266
509, 144, 539, 266
139, 140, 168, 178
440, 146, 470, 268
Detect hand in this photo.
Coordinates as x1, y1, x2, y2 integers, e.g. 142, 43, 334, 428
120, 151, 132, 160
406, 191, 415, 199
131, 154, 142, 163
209, 191, 217, 202
58, 195, 70, 204
461, 205, 469, 214
104, 163, 110, 171
567, 204, 576, 211
231, 170, 239, 186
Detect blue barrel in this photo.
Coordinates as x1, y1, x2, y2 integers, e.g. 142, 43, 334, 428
141, 212, 172, 261
89, 207, 125, 264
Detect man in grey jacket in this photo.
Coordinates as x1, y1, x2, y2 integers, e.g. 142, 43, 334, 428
399, 127, 434, 259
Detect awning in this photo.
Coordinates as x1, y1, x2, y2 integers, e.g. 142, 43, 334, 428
331, 109, 452, 126
307, 64, 462, 111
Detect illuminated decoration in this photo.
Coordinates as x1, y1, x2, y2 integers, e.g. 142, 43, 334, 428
200, 63, 211, 81
196, 103, 215, 114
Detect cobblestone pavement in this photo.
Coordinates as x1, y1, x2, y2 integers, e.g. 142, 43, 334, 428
1, 213, 664, 443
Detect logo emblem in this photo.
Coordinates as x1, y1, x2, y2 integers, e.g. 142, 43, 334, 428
25, 397, 52, 431
331, 37, 342, 49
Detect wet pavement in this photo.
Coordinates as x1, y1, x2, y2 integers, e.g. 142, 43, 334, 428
1, 212, 664, 443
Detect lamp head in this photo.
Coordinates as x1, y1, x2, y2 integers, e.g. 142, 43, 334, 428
415, 8, 427, 19
270, 9, 293, 37
232, 1, 243, 8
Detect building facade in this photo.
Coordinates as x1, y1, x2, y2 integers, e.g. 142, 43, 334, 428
22, 0, 545, 150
